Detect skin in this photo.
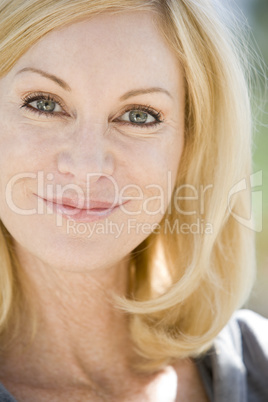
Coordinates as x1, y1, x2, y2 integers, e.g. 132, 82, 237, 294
0, 11, 208, 402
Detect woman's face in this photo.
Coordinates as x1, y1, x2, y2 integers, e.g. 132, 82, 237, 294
0, 11, 185, 271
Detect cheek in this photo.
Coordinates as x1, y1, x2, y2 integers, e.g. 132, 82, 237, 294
0, 123, 54, 224
0, 119, 49, 165
121, 135, 183, 218
131, 135, 183, 187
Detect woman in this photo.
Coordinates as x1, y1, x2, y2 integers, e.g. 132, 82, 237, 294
0, 0, 267, 401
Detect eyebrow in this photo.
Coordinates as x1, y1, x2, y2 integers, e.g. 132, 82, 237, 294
16, 67, 71, 91
120, 87, 173, 101
15, 68, 172, 100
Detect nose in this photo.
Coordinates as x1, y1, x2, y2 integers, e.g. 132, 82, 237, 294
56, 123, 115, 184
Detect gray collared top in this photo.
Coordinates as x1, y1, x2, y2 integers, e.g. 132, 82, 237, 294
196, 310, 268, 402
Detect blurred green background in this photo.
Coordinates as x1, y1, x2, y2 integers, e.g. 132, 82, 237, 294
228, 0, 268, 317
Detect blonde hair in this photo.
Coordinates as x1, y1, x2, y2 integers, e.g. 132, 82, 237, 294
0, 0, 255, 372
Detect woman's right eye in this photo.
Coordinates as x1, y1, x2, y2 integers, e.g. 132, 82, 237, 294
21, 93, 66, 117
28, 99, 62, 113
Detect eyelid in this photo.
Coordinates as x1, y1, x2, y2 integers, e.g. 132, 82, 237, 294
113, 104, 164, 128
20, 91, 70, 117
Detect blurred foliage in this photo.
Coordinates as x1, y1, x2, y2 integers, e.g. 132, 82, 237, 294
237, 0, 268, 317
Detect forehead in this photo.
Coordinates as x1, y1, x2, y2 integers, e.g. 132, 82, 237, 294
11, 11, 182, 92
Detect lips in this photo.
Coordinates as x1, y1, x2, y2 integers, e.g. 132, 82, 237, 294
48, 197, 118, 210
36, 195, 127, 222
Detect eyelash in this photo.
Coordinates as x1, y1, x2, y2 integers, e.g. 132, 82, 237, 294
20, 92, 164, 128
20, 92, 67, 117
115, 105, 164, 129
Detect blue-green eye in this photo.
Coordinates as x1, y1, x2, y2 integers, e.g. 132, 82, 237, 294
122, 110, 155, 124
21, 92, 66, 116
29, 99, 62, 113
35, 99, 56, 112
119, 107, 162, 126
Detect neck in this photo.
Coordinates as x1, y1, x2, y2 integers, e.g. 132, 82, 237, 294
0, 244, 206, 402
3, 243, 141, 393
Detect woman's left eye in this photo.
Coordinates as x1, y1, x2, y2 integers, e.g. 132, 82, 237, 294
116, 107, 163, 127
120, 110, 156, 125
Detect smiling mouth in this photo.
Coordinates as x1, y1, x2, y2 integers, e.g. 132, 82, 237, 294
36, 195, 128, 222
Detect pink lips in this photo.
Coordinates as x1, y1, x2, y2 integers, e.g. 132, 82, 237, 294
37, 195, 126, 222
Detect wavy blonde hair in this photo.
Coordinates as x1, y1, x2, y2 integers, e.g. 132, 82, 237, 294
0, 0, 255, 372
